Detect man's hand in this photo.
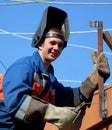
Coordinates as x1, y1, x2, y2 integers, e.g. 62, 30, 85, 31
80, 52, 110, 99
92, 52, 110, 81
44, 104, 77, 130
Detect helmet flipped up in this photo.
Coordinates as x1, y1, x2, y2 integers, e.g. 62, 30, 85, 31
32, 6, 70, 48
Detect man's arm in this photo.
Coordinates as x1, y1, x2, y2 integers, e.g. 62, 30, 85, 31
80, 52, 110, 101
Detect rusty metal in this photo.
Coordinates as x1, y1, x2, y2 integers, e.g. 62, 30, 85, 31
90, 20, 107, 118
103, 31, 112, 50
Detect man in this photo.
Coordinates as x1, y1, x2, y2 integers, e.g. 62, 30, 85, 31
0, 6, 110, 130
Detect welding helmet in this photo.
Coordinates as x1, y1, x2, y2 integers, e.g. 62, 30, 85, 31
32, 6, 70, 48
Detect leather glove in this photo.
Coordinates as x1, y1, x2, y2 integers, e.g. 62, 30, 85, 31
23, 96, 77, 130
44, 104, 77, 130
92, 52, 110, 81
80, 52, 110, 99
23, 96, 80, 130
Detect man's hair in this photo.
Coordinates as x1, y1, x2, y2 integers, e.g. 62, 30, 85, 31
48, 27, 64, 36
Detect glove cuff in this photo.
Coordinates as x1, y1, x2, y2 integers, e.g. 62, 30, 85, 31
80, 69, 98, 99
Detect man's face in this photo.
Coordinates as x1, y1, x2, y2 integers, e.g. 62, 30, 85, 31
38, 33, 64, 64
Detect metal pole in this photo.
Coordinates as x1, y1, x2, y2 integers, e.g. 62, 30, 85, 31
90, 20, 107, 118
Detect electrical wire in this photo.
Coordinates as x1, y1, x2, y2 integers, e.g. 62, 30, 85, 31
0, 29, 32, 40
1, 28, 112, 35
0, 0, 112, 86
1, 1, 112, 6
68, 44, 112, 55
0, 0, 49, 6
0, 60, 7, 71
0, 28, 112, 55
58, 79, 111, 86
71, 28, 112, 34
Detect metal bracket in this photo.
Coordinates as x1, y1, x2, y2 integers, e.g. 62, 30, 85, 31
101, 90, 108, 118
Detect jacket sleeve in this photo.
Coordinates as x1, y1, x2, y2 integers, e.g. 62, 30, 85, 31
72, 87, 82, 106
2, 58, 49, 123
54, 79, 81, 107
15, 95, 48, 122
1, 59, 30, 116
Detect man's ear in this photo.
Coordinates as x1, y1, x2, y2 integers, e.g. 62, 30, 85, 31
38, 42, 43, 50
38, 46, 42, 50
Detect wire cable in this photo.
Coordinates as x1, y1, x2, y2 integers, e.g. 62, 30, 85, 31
0, 29, 31, 40
1, 1, 112, 6
0, 28, 112, 55
0, 60, 7, 71
1, 28, 112, 35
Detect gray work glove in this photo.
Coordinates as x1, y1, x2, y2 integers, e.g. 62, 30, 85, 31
80, 52, 110, 99
44, 104, 77, 130
24, 96, 77, 130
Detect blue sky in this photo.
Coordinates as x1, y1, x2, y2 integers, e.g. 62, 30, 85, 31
0, 0, 112, 88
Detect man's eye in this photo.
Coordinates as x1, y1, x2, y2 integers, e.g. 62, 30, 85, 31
58, 43, 64, 49
50, 41, 56, 45
50, 41, 64, 49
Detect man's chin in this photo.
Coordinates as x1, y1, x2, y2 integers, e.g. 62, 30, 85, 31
48, 57, 57, 62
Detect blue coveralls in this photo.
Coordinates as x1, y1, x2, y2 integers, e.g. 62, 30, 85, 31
0, 51, 82, 130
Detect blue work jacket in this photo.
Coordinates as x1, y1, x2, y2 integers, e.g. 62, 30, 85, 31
0, 51, 81, 130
